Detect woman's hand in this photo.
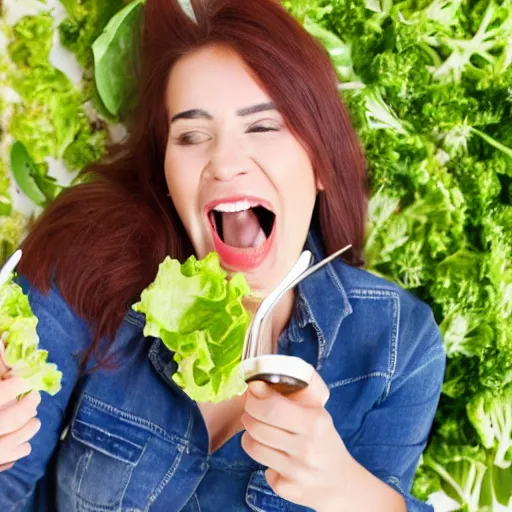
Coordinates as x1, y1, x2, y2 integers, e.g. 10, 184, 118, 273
0, 354, 42, 472
241, 370, 351, 510
241, 370, 406, 512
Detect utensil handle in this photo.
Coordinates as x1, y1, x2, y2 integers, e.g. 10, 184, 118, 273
246, 373, 308, 395
0, 249, 22, 288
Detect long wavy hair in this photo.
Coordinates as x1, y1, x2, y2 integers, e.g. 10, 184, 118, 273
18, 0, 367, 368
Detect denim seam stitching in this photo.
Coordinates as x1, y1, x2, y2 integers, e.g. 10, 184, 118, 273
72, 392, 90, 500
144, 401, 194, 509
183, 410, 195, 456
300, 297, 328, 371
194, 493, 201, 512
74, 419, 145, 450
385, 476, 405, 494
325, 263, 353, 359
384, 294, 400, 402
328, 371, 389, 389
81, 394, 192, 449
344, 291, 400, 402
394, 352, 446, 388
245, 488, 269, 512
327, 263, 352, 315
125, 307, 145, 327
125, 318, 143, 328
71, 420, 145, 465
75, 450, 93, 500
125, 314, 144, 328
248, 485, 277, 497
347, 288, 399, 298
145, 444, 187, 509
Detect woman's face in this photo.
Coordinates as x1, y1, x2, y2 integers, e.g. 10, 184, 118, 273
164, 45, 321, 295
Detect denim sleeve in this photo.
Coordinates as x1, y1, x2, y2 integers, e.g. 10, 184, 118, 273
0, 276, 90, 512
348, 301, 446, 512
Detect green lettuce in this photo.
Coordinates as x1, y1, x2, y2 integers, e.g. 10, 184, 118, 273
0, 158, 12, 217
7, 12, 53, 68
0, 277, 62, 395
92, 0, 144, 117
133, 253, 251, 403
0, 213, 29, 268
284, 0, 512, 507
58, 0, 128, 70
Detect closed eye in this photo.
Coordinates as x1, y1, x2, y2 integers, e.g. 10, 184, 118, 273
247, 123, 281, 133
175, 132, 211, 145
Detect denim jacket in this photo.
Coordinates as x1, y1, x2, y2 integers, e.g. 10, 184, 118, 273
0, 232, 446, 512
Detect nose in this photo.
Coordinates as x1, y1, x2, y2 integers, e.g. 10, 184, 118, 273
205, 135, 249, 182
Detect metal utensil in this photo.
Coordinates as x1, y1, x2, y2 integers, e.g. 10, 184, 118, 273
241, 244, 352, 394
0, 249, 22, 289
0, 249, 23, 378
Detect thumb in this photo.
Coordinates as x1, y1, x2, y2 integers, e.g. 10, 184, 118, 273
286, 369, 330, 408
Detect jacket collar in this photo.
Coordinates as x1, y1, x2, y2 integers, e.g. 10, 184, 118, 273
286, 230, 352, 366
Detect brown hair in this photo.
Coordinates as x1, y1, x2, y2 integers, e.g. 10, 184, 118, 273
18, 0, 367, 366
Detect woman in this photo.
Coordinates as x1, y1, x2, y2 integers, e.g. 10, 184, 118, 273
0, 0, 446, 510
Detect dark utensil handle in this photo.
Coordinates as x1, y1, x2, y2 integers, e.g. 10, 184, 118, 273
246, 373, 308, 395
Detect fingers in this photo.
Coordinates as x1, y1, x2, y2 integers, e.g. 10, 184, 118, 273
0, 461, 15, 472
0, 417, 41, 466
241, 431, 294, 479
7, 416, 42, 446
245, 382, 315, 434
0, 351, 10, 377
241, 411, 299, 456
286, 370, 330, 408
242, 397, 334, 462
0, 390, 41, 435
0, 377, 33, 408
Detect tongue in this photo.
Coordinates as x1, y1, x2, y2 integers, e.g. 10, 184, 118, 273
222, 209, 267, 248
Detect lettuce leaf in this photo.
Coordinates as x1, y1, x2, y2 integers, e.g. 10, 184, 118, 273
7, 12, 53, 68
0, 214, 29, 268
133, 253, 251, 403
58, 0, 128, 70
92, 0, 144, 117
0, 277, 62, 395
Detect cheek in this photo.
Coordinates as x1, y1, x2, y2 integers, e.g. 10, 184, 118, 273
164, 149, 198, 217
278, 142, 317, 203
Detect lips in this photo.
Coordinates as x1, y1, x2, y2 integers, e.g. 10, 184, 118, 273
204, 196, 276, 271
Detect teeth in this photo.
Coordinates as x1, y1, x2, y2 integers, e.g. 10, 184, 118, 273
212, 199, 259, 213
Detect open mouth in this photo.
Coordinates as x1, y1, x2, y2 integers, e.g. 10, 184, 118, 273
210, 206, 275, 248
206, 198, 277, 270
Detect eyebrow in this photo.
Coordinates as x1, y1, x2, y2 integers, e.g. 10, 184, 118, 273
236, 102, 275, 116
170, 102, 276, 123
170, 109, 213, 123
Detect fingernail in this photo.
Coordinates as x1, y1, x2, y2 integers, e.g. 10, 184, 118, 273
249, 381, 270, 398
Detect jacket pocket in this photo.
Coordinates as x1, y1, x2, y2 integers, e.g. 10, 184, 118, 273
64, 393, 149, 512
245, 470, 314, 512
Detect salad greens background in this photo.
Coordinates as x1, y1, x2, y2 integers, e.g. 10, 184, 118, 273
1, 0, 511, 509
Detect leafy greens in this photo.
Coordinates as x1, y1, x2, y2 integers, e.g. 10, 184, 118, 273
133, 253, 251, 403
0, 275, 62, 395
284, 0, 512, 508
2, 0, 512, 507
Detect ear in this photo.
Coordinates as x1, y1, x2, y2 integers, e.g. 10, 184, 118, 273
316, 176, 325, 192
